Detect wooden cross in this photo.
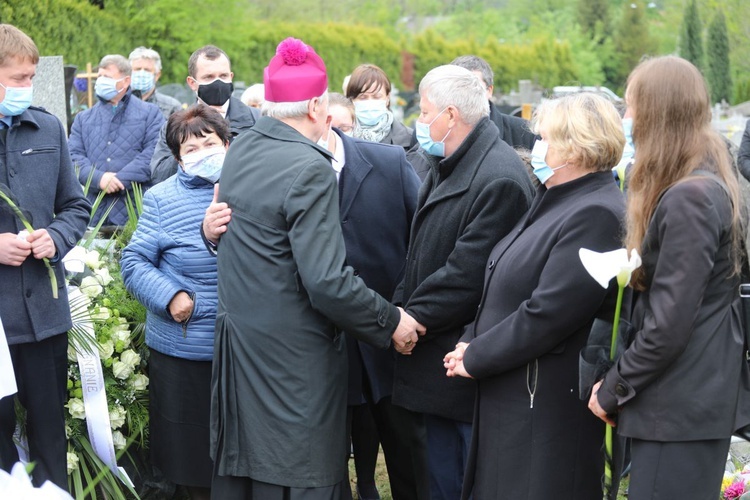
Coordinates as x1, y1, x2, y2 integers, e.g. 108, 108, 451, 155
75, 62, 97, 109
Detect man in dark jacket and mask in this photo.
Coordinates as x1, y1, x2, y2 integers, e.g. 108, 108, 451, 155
150, 45, 259, 184
393, 64, 534, 500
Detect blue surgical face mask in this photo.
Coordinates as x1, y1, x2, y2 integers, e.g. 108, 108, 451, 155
95, 76, 125, 102
354, 99, 388, 127
0, 83, 33, 117
415, 108, 452, 157
181, 146, 225, 183
131, 70, 155, 93
620, 117, 634, 163
530, 140, 568, 185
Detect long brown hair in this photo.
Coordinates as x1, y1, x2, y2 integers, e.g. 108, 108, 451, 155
625, 56, 741, 289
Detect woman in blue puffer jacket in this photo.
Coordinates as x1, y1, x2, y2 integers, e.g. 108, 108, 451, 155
120, 105, 229, 500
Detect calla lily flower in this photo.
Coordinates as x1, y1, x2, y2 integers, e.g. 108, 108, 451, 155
579, 248, 641, 289
579, 246, 641, 500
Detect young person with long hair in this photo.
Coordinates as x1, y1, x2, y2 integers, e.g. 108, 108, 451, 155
589, 56, 747, 499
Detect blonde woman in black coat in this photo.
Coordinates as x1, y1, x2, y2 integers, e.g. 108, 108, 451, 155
444, 92, 626, 499
588, 56, 747, 500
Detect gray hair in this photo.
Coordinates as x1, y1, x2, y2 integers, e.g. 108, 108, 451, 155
262, 91, 328, 120
451, 55, 493, 90
241, 83, 265, 107
98, 54, 131, 76
419, 65, 489, 126
128, 47, 162, 72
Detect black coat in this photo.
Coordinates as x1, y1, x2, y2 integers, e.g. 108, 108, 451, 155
598, 177, 746, 441
335, 130, 420, 405
488, 102, 538, 151
739, 119, 750, 182
149, 97, 259, 184
382, 120, 416, 152
460, 172, 626, 500
392, 117, 535, 422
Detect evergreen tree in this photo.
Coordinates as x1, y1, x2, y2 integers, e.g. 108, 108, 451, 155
679, 0, 703, 70
706, 10, 732, 104
577, 0, 609, 40
612, 1, 656, 89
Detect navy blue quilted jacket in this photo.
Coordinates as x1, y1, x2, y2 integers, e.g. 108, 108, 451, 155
69, 90, 164, 226
120, 168, 217, 361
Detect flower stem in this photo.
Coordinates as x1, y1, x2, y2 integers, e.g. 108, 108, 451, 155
610, 285, 624, 360
0, 190, 58, 298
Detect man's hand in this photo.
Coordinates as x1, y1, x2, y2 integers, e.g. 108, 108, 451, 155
0, 232, 31, 266
444, 342, 472, 378
99, 172, 125, 194
168, 291, 194, 323
392, 307, 426, 355
588, 380, 617, 427
203, 183, 231, 244
26, 228, 57, 260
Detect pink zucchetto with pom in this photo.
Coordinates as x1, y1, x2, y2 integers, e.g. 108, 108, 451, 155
264, 37, 328, 103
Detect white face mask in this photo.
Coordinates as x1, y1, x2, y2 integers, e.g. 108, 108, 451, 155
181, 146, 226, 183
354, 99, 388, 126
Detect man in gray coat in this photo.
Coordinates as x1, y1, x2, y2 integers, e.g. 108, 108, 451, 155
203, 38, 424, 499
0, 24, 89, 489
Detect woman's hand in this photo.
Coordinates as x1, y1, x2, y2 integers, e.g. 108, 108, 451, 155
168, 291, 194, 323
588, 380, 617, 427
444, 342, 473, 378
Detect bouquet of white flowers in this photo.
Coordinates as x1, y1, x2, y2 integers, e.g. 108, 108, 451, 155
63, 242, 148, 499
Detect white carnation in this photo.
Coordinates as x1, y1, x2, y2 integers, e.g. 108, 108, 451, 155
112, 360, 134, 380
95, 267, 114, 286
67, 452, 80, 474
129, 374, 149, 392
84, 249, 102, 270
98, 340, 115, 361
80, 276, 103, 298
66, 398, 86, 420
109, 405, 126, 430
90, 306, 110, 321
119, 349, 141, 368
112, 430, 127, 451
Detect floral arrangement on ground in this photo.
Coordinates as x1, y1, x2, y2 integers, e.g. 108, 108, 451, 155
63, 240, 148, 498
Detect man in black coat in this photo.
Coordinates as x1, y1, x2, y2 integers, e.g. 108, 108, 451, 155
318, 117, 429, 499
393, 64, 534, 500
738, 118, 750, 182
150, 45, 259, 184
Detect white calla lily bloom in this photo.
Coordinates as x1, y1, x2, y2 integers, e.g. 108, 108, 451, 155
578, 247, 642, 289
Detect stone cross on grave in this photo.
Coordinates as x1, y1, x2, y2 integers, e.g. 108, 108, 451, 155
76, 62, 97, 109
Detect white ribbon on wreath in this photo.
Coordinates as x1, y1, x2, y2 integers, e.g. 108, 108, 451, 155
67, 284, 133, 488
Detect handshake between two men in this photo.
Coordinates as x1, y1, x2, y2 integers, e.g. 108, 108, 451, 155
202, 184, 427, 355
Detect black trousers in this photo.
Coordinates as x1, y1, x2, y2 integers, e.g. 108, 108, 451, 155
346, 397, 430, 500
628, 437, 731, 500
0, 334, 69, 489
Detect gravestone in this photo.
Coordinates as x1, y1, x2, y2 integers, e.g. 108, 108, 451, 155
32, 56, 67, 127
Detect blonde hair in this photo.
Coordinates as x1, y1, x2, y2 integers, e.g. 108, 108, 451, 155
624, 56, 741, 289
0, 24, 39, 67
532, 92, 624, 173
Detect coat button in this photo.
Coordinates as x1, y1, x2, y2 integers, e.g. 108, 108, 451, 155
615, 383, 628, 397
25, 290, 32, 298
488, 259, 495, 270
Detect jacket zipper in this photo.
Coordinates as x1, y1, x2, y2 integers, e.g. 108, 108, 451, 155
526, 359, 539, 409
182, 291, 196, 338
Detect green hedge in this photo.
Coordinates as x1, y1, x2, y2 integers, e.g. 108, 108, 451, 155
2, 0, 584, 95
